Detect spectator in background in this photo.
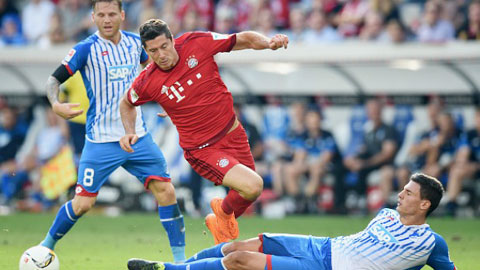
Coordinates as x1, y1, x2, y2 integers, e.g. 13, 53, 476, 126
359, 11, 387, 41
254, 9, 278, 36
0, 0, 19, 24
126, 0, 161, 32
57, 0, 91, 42
15, 107, 70, 212
396, 99, 443, 191
175, 0, 214, 31
0, 14, 26, 46
316, 0, 342, 15
45, 11, 66, 46
382, 19, 409, 43
303, 9, 343, 43
250, 0, 289, 30
302, 0, 343, 27
368, 0, 399, 24
457, 0, 480, 40
27, 108, 69, 167
216, 0, 251, 32
282, 8, 307, 43
214, 6, 237, 34
22, 0, 55, 45
284, 107, 344, 213
417, 0, 455, 43
423, 111, 462, 180
446, 107, 480, 216
335, 0, 369, 37
0, 105, 30, 205
445, 107, 480, 216
179, 9, 207, 35
268, 101, 306, 197
160, 9, 181, 37
343, 99, 397, 210
443, 0, 468, 34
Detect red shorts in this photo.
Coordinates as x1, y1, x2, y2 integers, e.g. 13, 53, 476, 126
184, 124, 255, 185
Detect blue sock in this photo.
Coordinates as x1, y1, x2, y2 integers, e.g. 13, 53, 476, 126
40, 200, 81, 250
186, 243, 227, 262
159, 204, 186, 262
165, 258, 224, 270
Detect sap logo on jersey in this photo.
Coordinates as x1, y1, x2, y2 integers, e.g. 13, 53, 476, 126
368, 224, 399, 244
108, 65, 134, 82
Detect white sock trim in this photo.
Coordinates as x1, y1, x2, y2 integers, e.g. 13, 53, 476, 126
65, 201, 77, 222
160, 215, 184, 222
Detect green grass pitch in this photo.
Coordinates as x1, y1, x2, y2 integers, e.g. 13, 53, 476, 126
1, 213, 479, 269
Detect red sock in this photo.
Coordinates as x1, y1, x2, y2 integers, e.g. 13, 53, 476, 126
221, 189, 254, 218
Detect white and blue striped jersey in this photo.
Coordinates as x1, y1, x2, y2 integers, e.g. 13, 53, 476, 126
62, 31, 148, 142
330, 208, 455, 270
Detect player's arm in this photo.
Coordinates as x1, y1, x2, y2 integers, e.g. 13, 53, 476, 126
232, 31, 288, 51
427, 233, 456, 270
46, 65, 83, 120
119, 93, 138, 153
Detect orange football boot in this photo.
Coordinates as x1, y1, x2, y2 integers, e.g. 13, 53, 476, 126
209, 197, 239, 240
205, 214, 231, 244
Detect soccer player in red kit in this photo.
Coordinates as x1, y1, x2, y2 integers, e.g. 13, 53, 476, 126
119, 19, 288, 244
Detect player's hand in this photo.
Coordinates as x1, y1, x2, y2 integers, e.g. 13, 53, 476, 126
52, 102, 83, 120
120, 134, 138, 153
269, 34, 289, 50
157, 111, 169, 118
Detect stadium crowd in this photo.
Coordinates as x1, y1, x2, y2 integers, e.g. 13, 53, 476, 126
1, 94, 479, 218
0, 0, 480, 47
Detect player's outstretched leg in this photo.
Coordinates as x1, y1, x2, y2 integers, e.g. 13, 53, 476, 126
158, 203, 186, 262
185, 242, 228, 262
40, 198, 91, 250
206, 164, 263, 243
128, 249, 277, 270
128, 258, 224, 270
150, 181, 186, 263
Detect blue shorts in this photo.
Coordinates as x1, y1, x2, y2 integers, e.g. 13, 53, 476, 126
260, 233, 332, 270
75, 133, 170, 196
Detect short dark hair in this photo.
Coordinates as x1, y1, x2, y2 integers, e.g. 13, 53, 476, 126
92, 0, 122, 11
139, 19, 173, 47
410, 173, 444, 216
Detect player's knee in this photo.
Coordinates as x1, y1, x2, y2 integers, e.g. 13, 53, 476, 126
223, 251, 249, 270
72, 197, 95, 215
149, 181, 173, 194
245, 175, 263, 199
149, 181, 176, 202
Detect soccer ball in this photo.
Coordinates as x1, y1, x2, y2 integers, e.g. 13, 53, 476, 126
19, 246, 60, 270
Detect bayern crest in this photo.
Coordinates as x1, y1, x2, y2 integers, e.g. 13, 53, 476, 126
187, 55, 198, 68
217, 158, 230, 168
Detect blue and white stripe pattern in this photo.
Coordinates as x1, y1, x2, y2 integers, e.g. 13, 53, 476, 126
331, 208, 436, 269
63, 31, 147, 142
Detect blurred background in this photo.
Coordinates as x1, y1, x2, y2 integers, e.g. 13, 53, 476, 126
1, 0, 480, 219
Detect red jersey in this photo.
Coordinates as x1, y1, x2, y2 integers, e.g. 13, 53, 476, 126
127, 32, 237, 149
